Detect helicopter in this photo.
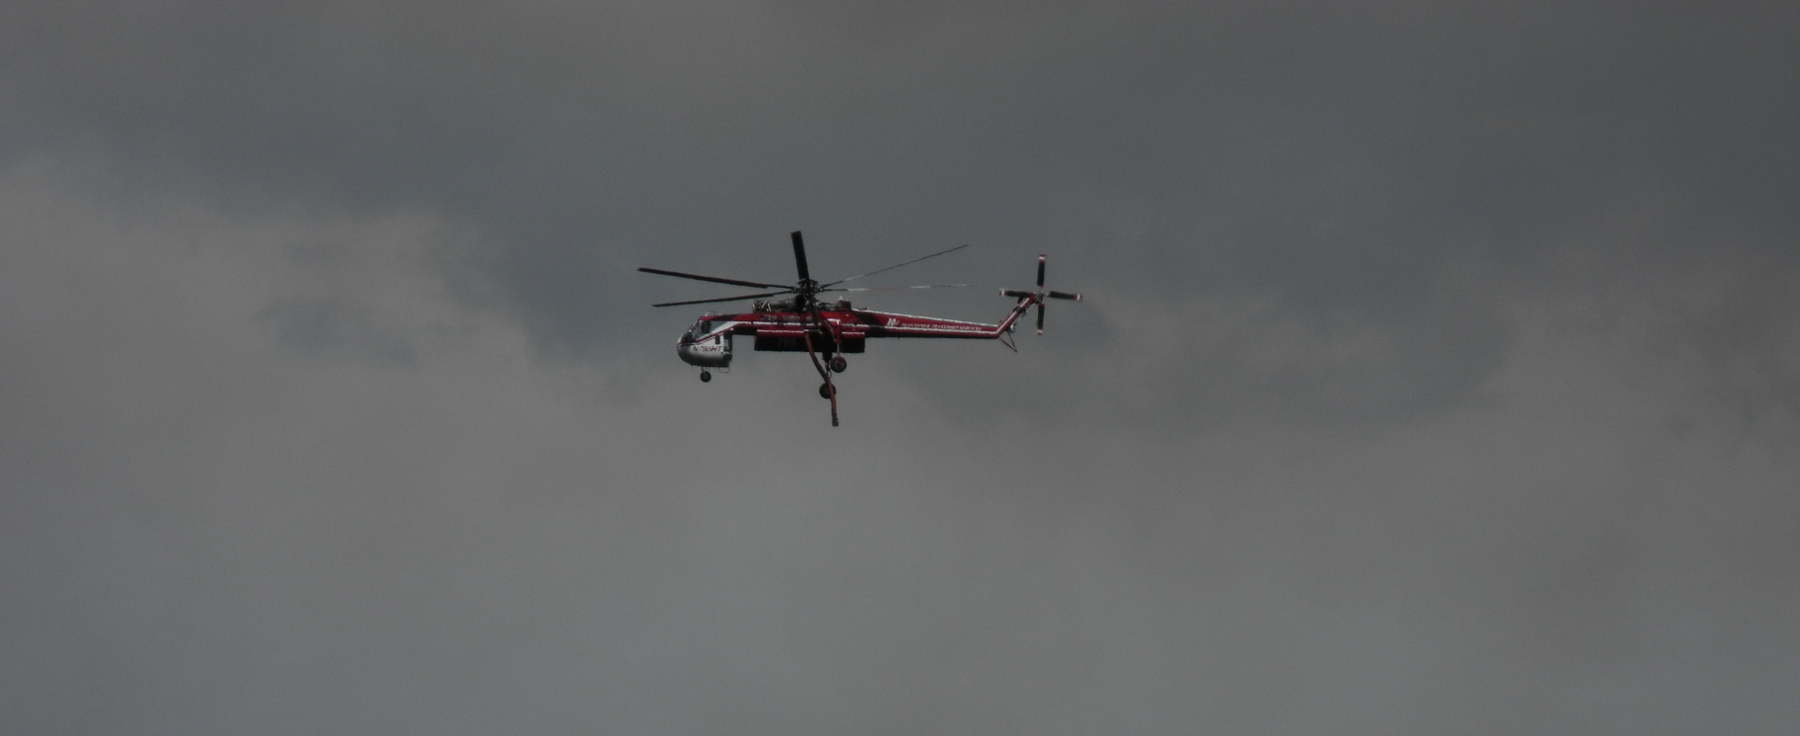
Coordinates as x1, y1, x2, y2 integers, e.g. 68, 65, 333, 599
639, 231, 1082, 426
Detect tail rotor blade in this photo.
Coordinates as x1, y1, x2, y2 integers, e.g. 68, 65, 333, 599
791, 230, 812, 283
999, 253, 1081, 338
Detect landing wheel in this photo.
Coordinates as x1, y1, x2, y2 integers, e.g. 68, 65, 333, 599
829, 356, 847, 373
819, 382, 836, 399
700, 370, 711, 382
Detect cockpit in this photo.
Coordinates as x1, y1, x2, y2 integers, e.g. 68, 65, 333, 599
676, 314, 733, 371
682, 319, 714, 344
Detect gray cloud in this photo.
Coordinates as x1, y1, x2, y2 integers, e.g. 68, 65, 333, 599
2, 2, 1799, 734
7, 0, 1787, 422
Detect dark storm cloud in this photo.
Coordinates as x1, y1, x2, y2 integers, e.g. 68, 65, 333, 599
258, 296, 418, 362
3, 156, 1799, 735
4, 2, 1800, 735
8, 0, 1795, 420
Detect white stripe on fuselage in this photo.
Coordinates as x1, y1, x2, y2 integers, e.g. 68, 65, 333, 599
678, 307, 1018, 345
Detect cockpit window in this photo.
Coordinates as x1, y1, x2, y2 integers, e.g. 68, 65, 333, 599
686, 320, 713, 342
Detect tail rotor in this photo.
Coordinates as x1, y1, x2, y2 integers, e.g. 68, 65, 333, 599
1002, 255, 1082, 336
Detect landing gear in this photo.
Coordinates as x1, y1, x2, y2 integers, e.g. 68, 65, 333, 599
819, 382, 835, 399
700, 370, 711, 382
829, 355, 848, 373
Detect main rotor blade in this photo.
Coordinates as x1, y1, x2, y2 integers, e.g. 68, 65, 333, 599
1036, 302, 1046, 335
651, 290, 791, 307
791, 231, 812, 283
820, 243, 971, 288
638, 267, 790, 290
821, 283, 969, 292
1047, 290, 1082, 300
1036, 255, 1046, 287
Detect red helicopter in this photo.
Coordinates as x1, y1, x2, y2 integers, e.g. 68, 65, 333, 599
639, 231, 1082, 426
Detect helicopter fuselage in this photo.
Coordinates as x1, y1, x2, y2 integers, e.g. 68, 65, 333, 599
675, 300, 1035, 368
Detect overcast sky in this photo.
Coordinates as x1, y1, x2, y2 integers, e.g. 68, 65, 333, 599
3, 2, 1798, 734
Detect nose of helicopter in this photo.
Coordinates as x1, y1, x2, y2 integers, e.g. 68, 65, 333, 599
677, 337, 732, 367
